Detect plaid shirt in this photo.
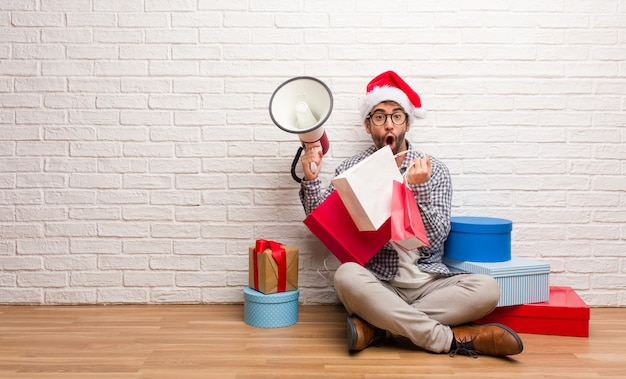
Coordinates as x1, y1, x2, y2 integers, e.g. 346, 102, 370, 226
300, 141, 453, 281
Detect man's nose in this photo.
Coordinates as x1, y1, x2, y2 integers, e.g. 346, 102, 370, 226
384, 116, 394, 128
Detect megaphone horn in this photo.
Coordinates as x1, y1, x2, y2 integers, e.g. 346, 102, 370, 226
269, 76, 333, 183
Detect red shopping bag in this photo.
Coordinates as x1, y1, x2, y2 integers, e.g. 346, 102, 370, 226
303, 190, 391, 266
390, 180, 430, 252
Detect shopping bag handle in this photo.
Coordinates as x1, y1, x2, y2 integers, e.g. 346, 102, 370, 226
394, 150, 416, 182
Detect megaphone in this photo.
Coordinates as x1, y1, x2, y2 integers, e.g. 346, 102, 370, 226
269, 76, 333, 182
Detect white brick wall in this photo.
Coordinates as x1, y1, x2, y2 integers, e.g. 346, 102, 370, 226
0, 1, 624, 307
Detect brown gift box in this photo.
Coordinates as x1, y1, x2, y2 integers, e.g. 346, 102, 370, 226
248, 242, 298, 295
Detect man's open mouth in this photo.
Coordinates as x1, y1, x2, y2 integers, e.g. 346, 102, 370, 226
385, 134, 395, 149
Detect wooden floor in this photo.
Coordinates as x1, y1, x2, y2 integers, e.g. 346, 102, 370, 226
0, 305, 624, 379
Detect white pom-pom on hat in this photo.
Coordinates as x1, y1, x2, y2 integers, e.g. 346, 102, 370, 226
359, 71, 426, 126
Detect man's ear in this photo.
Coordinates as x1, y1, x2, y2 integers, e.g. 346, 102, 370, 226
364, 121, 372, 135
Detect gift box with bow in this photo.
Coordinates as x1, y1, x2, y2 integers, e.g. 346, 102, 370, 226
248, 239, 298, 294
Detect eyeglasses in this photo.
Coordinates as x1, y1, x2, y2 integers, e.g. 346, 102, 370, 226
366, 111, 407, 127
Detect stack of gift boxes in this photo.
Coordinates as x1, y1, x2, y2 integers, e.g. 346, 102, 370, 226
243, 239, 300, 328
443, 216, 590, 338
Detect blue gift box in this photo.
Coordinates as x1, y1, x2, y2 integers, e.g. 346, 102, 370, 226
444, 256, 550, 307
243, 287, 300, 328
444, 216, 512, 262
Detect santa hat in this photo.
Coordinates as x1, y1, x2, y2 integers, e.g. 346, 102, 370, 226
359, 71, 426, 126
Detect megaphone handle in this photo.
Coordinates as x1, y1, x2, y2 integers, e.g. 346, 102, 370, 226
290, 146, 304, 183
310, 162, 317, 174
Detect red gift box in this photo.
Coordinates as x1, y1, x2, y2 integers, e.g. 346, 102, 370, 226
474, 286, 590, 337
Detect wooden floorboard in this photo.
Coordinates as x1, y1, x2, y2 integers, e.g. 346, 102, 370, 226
0, 305, 624, 378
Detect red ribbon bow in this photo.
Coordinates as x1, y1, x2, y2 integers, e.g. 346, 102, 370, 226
253, 239, 288, 292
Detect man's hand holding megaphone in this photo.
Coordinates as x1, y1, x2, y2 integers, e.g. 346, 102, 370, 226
301, 142, 323, 181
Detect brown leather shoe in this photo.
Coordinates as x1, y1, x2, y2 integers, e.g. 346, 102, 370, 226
347, 315, 386, 352
450, 323, 523, 357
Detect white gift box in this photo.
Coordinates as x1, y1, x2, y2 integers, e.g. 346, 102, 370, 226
444, 255, 550, 307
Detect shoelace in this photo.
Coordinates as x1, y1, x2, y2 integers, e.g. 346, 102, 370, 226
449, 335, 479, 358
